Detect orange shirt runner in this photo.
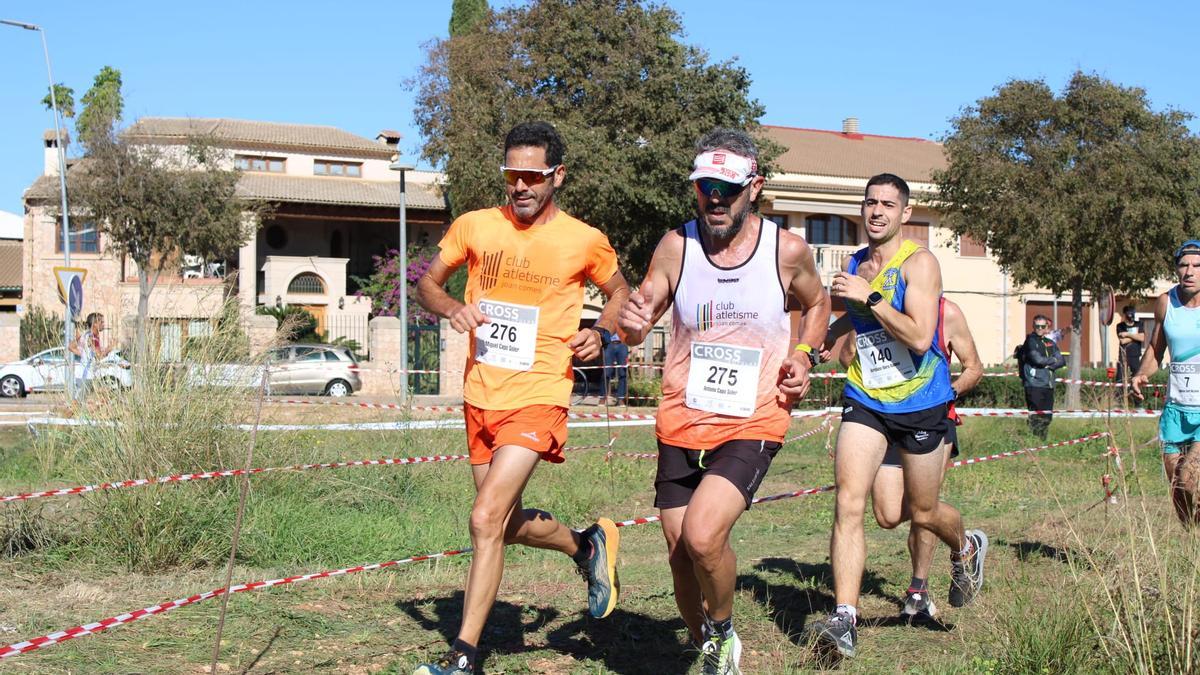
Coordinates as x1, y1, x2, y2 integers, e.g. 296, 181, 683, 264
438, 205, 620, 410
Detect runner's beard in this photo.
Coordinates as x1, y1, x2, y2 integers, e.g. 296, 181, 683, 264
697, 200, 751, 241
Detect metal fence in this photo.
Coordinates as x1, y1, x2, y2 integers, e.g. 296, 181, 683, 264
326, 315, 370, 358
409, 323, 440, 395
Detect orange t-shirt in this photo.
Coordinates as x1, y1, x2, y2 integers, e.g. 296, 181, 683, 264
438, 206, 619, 410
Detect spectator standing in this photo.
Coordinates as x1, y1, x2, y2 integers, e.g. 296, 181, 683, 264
1018, 314, 1066, 439
1115, 305, 1144, 383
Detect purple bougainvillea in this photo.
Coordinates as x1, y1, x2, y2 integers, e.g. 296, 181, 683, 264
354, 247, 439, 324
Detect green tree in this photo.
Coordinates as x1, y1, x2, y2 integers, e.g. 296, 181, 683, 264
77, 66, 123, 147
412, 0, 775, 279
65, 73, 266, 357
935, 71, 1200, 405
40, 83, 76, 120
449, 0, 488, 36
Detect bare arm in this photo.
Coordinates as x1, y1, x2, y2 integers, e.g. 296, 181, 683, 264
566, 271, 630, 363
832, 249, 941, 353
416, 256, 487, 333
1131, 294, 1169, 399
944, 301, 983, 395
836, 330, 856, 368
778, 232, 831, 397
781, 234, 831, 350
618, 231, 682, 345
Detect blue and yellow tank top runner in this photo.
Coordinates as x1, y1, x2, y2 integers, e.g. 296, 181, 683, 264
844, 240, 954, 414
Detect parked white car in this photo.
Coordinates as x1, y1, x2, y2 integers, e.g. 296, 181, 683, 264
0, 348, 133, 397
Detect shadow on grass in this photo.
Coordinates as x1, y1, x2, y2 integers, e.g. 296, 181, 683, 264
737, 558, 909, 644
396, 592, 690, 674
1009, 539, 1073, 565
241, 624, 283, 673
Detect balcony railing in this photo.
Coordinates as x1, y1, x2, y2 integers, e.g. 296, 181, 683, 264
811, 244, 858, 285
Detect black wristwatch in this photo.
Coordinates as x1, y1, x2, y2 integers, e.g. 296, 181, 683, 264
593, 327, 613, 345
866, 291, 884, 307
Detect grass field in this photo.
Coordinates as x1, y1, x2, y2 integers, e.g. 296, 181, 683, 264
0, 395, 1195, 673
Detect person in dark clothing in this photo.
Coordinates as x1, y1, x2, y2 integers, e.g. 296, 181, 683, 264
1018, 315, 1067, 439
601, 329, 629, 405
1115, 305, 1144, 383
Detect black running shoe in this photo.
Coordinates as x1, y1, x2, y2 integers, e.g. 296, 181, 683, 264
901, 588, 938, 623
949, 529, 989, 608
807, 610, 857, 658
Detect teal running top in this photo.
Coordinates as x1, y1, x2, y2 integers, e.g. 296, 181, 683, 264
1164, 286, 1200, 409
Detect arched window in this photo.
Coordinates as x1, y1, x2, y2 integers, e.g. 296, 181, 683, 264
804, 214, 858, 246
287, 272, 325, 295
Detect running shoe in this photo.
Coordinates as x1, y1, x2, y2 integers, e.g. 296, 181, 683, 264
412, 650, 472, 675
901, 588, 938, 623
807, 610, 857, 658
949, 529, 989, 608
700, 629, 742, 674
575, 517, 621, 618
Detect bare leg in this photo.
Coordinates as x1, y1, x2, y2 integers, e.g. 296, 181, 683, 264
1166, 444, 1200, 525
661, 505, 706, 643
871, 465, 906, 530
910, 443, 952, 579
899, 442, 966, 554
831, 423, 888, 606
457, 445, 580, 646
681, 475, 750, 623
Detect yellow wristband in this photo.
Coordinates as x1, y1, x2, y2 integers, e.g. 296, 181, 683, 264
794, 343, 813, 354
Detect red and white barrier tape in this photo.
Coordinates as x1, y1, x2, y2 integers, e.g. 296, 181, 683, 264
0, 430, 1111, 659
0, 441, 616, 504
955, 408, 1159, 418
261, 399, 660, 421
948, 432, 1111, 468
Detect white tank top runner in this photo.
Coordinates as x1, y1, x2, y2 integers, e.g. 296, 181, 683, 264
670, 219, 790, 417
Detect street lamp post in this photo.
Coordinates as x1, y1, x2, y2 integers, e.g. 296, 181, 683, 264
3, 18, 74, 397
388, 158, 415, 405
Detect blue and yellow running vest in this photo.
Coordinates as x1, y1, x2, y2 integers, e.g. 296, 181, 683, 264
844, 240, 954, 414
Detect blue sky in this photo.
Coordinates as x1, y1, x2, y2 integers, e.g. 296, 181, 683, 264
2, 1, 1198, 215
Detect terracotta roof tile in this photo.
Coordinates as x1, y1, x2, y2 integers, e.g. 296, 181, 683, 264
236, 173, 446, 210
763, 125, 946, 182
126, 117, 396, 159
0, 240, 22, 289
26, 167, 447, 211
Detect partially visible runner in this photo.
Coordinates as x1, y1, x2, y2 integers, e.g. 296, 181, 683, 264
1131, 239, 1200, 526
806, 174, 987, 658
831, 297, 984, 623
69, 312, 111, 403
620, 128, 830, 674
413, 121, 630, 675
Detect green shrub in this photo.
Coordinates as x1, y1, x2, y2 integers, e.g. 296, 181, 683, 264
19, 304, 65, 358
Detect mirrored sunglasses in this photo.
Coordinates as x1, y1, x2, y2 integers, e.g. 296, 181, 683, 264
500, 165, 559, 186
694, 177, 750, 200
1034, 323, 1049, 329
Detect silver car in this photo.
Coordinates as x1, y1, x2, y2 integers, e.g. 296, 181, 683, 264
266, 344, 362, 396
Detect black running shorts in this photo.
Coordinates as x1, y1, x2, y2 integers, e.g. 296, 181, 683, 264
881, 423, 958, 467
654, 439, 782, 510
841, 398, 950, 457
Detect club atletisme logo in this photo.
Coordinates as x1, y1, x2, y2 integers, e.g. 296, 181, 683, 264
695, 300, 759, 331
480, 250, 504, 292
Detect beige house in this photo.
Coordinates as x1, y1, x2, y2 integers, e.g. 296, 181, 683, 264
21, 118, 450, 359
759, 120, 1171, 366
0, 210, 22, 313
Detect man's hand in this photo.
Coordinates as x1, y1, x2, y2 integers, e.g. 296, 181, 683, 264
619, 279, 656, 339
779, 353, 813, 398
831, 271, 872, 304
447, 303, 489, 334
1131, 373, 1149, 400
568, 328, 602, 362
